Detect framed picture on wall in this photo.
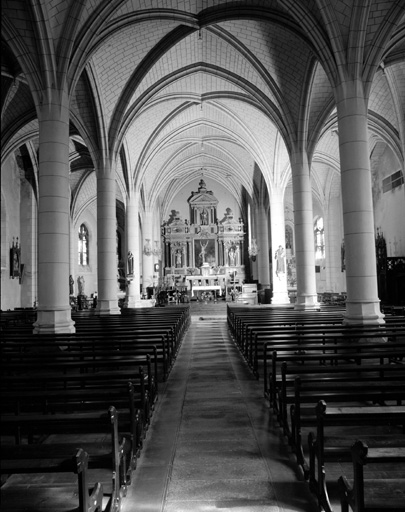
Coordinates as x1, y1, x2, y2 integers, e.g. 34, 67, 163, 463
10, 242, 21, 279
194, 238, 216, 267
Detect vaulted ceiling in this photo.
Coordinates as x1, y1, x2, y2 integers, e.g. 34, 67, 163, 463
2, 1, 404, 218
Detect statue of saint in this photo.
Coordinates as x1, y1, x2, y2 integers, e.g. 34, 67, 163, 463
78, 275, 85, 295
69, 275, 74, 295
275, 245, 286, 275
229, 248, 236, 266
200, 208, 208, 225
235, 245, 240, 265
127, 251, 134, 275
176, 250, 182, 267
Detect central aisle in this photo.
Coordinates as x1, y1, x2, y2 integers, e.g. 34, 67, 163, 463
123, 313, 319, 512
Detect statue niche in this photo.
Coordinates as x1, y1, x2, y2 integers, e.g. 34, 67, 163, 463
189, 179, 218, 227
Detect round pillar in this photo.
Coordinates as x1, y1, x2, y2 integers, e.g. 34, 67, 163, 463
33, 88, 75, 333
95, 162, 120, 315
336, 79, 384, 324
125, 195, 142, 308
256, 205, 271, 293
291, 150, 319, 310
142, 211, 154, 295
269, 193, 289, 304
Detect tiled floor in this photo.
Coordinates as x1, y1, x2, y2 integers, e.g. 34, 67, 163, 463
122, 305, 321, 512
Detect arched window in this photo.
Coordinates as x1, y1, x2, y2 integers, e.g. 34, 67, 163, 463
314, 217, 325, 260
78, 224, 89, 266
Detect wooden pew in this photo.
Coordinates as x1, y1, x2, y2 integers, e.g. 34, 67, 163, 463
1, 336, 155, 455
3, 307, 191, 366
258, 325, 405, 382
1, 331, 171, 382
226, 304, 405, 377
0, 309, 37, 330
1, 376, 146, 458
267, 336, 405, 407
1, 353, 154, 458
1, 348, 158, 406
1, 448, 104, 512
228, 306, 344, 349
308, 401, 405, 512
277, 355, 405, 468
1, 406, 127, 512
71, 308, 191, 371
291, 378, 404, 474
338, 440, 405, 512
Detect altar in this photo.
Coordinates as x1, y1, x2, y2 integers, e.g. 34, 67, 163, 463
191, 285, 222, 297
161, 179, 246, 286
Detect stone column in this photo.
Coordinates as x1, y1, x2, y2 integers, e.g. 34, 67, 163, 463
325, 195, 345, 293
165, 242, 170, 270
142, 210, 154, 295
125, 195, 142, 308
335, 79, 384, 324
69, 222, 75, 291
20, 182, 37, 308
248, 205, 258, 282
187, 241, 192, 267
95, 160, 120, 315
33, 88, 75, 333
269, 191, 289, 304
256, 205, 271, 293
290, 149, 319, 309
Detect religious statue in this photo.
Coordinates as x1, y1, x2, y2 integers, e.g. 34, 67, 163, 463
229, 248, 236, 266
127, 251, 134, 275
275, 245, 286, 276
235, 245, 240, 265
69, 275, 74, 295
176, 250, 182, 267
199, 239, 209, 265
200, 208, 209, 225
13, 252, 20, 273
78, 275, 85, 295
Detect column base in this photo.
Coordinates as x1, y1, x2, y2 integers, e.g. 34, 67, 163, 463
122, 299, 156, 314
124, 293, 156, 309
95, 299, 121, 316
33, 308, 75, 334
343, 300, 385, 325
294, 294, 320, 311
271, 291, 290, 304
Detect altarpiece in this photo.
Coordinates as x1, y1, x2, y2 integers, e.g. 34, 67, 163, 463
162, 180, 246, 294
